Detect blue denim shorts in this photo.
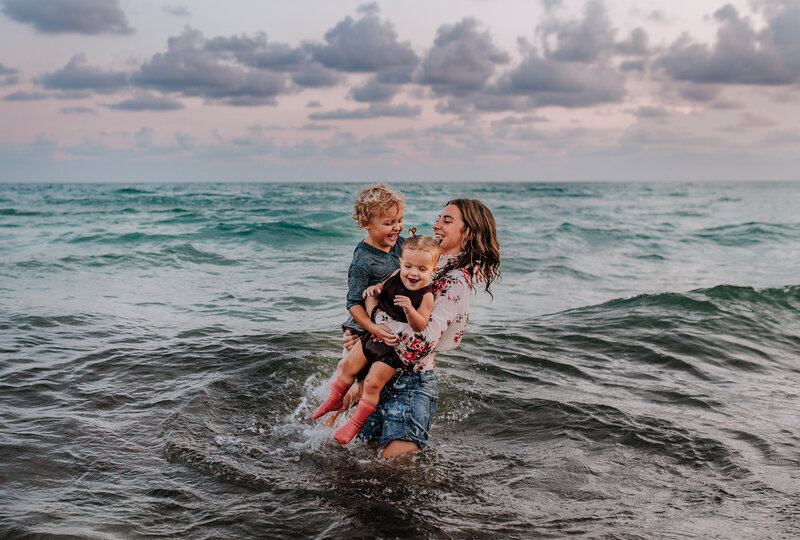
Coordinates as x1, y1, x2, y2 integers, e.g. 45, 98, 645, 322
358, 370, 439, 449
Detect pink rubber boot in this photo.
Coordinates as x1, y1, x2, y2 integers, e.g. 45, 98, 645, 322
333, 399, 376, 444
312, 379, 351, 419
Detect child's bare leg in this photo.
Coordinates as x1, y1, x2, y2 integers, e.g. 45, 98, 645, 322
333, 362, 398, 444
312, 341, 367, 419
337, 340, 368, 385
360, 362, 398, 405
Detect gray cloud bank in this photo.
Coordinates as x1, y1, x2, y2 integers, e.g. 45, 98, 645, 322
1, 0, 132, 34
108, 92, 184, 111
0, 62, 18, 75
656, 3, 800, 85
37, 54, 128, 93
7, 0, 800, 125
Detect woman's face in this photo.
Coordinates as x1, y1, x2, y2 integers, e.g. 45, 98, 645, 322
433, 203, 465, 255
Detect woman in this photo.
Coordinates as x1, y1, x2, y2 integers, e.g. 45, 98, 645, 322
342, 198, 500, 458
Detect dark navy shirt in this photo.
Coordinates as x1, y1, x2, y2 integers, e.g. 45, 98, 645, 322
377, 272, 434, 323
342, 237, 405, 333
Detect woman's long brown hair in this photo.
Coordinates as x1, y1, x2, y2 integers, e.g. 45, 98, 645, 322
435, 198, 501, 296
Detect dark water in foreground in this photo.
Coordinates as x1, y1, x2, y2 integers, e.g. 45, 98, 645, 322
1, 182, 799, 538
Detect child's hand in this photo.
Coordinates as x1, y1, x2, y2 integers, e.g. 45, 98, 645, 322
393, 295, 412, 311
372, 324, 397, 346
362, 284, 383, 298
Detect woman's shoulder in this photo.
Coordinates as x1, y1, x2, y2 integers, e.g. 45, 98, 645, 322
433, 266, 472, 295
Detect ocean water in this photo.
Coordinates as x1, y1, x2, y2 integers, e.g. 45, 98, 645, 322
1, 182, 799, 538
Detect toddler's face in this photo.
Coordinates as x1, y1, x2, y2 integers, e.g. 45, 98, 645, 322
363, 205, 403, 251
399, 249, 437, 291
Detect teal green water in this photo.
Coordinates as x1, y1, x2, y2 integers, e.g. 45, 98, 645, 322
1, 182, 799, 537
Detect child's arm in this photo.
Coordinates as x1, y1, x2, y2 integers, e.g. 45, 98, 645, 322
364, 295, 379, 320
359, 269, 399, 330
362, 269, 399, 300
346, 263, 395, 342
347, 304, 394, 342
394, 292, 434, 332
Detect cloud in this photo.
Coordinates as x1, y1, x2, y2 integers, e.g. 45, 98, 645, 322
492, 114, 549, 127
615, 28, 650, 56
3, 90, 49, 101
206, 33, 308, 71
163, 5, 190, 17
300, 123, 335, 131
497, 52, 626, 107
135, 127, 155, 149
206, 33, 342, 88
435, 93, 527, 115
763, 128, 800, 145
308, 102, 420, 120
541, 0, 563, 11
108, 92, 184, 111
672, 83, 722, 102
541, 1, 616, 62
634, 106, 671, 118
0, 62, 18, 75
418, 6, 636, 116
316, 132, 393, 158
310, 10, 418, 73
620, 59, 647, 72
175, 131, 196, 150
764, 1, 800, 74
424, 121, 475, 136
350, 77, 401, 102
656, 4, 798, 85
727, 112, 777, 131
132, 28, 289, 106
290, 62, 342, 88
280, 139, 320, 160
61, 106, 97, 114
37, 54, 129, 93
55, 90, 93, 99
230, 125, 274, 149
419, 18, 509, 96
1, 0, 132, 35
489, 120, 550, 143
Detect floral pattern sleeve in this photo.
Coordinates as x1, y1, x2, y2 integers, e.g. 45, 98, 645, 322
376, 266, 472, 371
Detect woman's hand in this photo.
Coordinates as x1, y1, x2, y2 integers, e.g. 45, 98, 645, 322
342, 329, 359, 352
362, 284, 383, 298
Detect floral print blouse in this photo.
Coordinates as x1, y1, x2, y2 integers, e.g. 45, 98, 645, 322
375, 254, 471, 371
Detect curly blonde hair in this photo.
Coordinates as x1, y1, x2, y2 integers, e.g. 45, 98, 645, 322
352, 184, 405, 227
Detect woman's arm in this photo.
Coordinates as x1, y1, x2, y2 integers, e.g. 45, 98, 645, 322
393, 292, 434, 332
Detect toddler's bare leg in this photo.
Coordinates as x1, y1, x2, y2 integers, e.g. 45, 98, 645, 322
337, 340, 368, 386
333, 362, 398, 445
360, 362, 398, 405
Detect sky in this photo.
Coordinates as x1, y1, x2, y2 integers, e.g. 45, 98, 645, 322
1, 0, 799, 183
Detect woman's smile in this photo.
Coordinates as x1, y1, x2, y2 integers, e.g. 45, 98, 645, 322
433, 203, 465, 255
